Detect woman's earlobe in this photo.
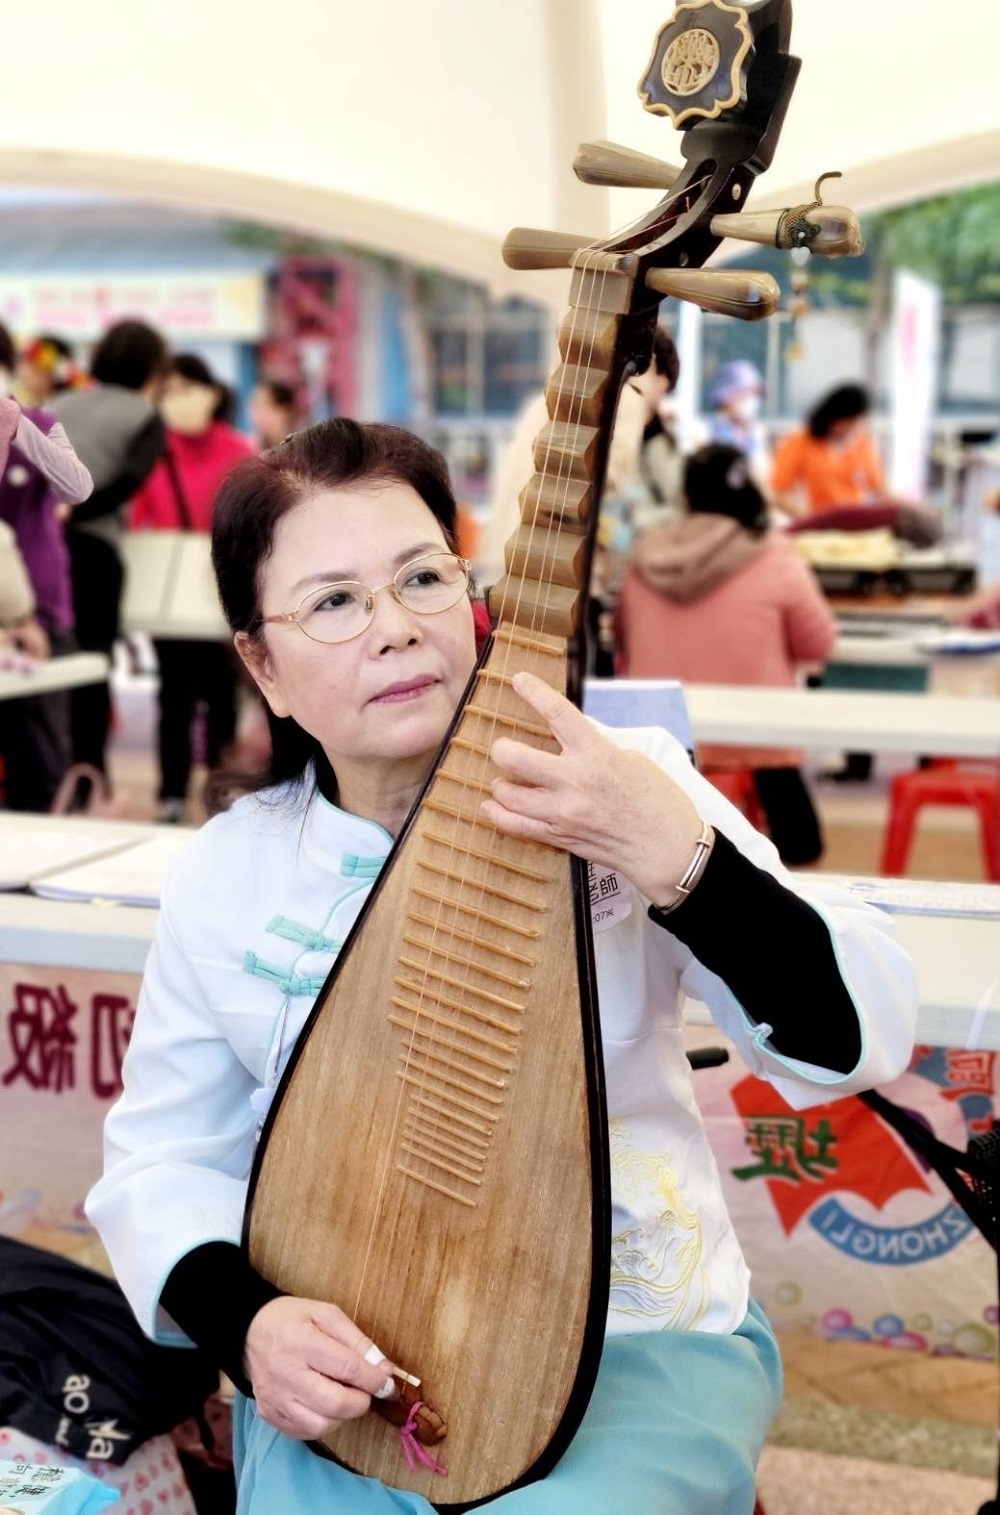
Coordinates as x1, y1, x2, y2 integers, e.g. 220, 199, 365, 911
234, 630, 289, 718
233, 630, 262, 683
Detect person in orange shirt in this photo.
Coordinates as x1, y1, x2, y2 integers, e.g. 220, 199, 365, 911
771, 383, 887, 518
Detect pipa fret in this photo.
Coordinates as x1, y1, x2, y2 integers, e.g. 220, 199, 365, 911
401, 932, 530, 989
405, 911, 537, 967
389, 1005, 519, 1055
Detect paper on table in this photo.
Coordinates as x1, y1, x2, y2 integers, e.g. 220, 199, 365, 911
583, 678, 693, 750
816, 874, 1000, 918
31, 829, 195, 906
915, 628, 1000, 656
0, 819, 147, 890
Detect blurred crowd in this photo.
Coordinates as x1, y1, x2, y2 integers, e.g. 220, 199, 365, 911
481, 330, 992, 867
0, 318, 302, 821
1, 316, 995, 871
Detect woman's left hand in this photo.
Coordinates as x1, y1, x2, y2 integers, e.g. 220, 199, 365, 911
481, 670, 703, 906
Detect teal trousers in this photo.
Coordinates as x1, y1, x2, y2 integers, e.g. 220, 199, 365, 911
232, 1300, 782, 1514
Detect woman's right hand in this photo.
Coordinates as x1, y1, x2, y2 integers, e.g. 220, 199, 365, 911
244, 1296, 397, 1440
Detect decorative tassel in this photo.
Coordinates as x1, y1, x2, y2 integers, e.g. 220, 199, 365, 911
399, 1403, 447, 1477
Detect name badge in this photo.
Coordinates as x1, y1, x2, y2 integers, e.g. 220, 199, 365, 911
588, 862, 632, 934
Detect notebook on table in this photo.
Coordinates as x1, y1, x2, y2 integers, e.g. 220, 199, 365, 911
0, 817, 148, 891
30, 829, 194, 907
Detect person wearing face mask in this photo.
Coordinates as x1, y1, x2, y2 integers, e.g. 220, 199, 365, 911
129, 353, 256, 822
706, 360, 770, 488
52, 320, 169, 784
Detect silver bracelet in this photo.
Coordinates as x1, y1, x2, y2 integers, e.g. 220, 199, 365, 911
651, 819, 715, 915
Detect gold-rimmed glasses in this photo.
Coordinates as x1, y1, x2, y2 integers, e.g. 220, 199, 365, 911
262, 551, 472, 646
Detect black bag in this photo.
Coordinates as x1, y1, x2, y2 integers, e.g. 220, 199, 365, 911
0, 1236, 218, 1464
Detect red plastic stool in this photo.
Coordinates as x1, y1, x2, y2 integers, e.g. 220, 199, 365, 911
880, 760, 1000, 879
702, 766, 766, 832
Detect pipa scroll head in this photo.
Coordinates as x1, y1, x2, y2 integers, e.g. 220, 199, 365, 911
639, 0, 755, 128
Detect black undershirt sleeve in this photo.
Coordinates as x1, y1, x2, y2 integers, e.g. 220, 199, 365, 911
649, 828, 862, 1075
159, 1241, 282, 1394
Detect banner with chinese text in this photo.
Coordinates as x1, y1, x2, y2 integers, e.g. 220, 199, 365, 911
689, 1028, 997, 1363
0, 964, 139, 1267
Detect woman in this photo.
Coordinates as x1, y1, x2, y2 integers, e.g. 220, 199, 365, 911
87, 420, 917, 1514
705, 359, 770, 487
15, 332, 81, 409
0, 333, 94, 811
771, 383, 886, 518
616, 443, 835, 865
130, 353, 256, 822
52, 319, 169, 778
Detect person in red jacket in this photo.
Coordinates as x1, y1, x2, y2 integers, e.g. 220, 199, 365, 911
130, 354, 255, 822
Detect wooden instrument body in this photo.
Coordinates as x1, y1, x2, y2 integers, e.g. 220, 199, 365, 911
245, 626, 609, 1508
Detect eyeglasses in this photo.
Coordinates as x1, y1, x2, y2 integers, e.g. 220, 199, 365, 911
263, 551, 472, 646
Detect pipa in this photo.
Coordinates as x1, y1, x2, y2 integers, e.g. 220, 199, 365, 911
244, 3, 863, 1506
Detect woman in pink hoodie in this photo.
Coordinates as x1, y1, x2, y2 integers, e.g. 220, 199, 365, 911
616, 443, 836, 864
130, 354, 255, 821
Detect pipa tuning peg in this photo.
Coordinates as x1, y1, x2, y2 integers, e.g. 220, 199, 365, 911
711, 170, 864, 257
573, 140, 681, 191
645, 268, 780, 321
502, 228, 598, 271
710, 205, 864, 256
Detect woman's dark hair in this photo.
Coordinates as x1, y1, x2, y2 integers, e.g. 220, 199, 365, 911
0, 323, 16, 373
807, 383, 870, 440
210, 418, 461, 797
650, 327, 680, 391
35, 332, 74, 361
171, 352, 236, 424
257, 376, 297, 411
683, 443, 769, 536
24, 333, 77, 393
90, 320, 169, 391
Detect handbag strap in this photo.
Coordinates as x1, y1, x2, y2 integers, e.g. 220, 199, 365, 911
162, 446, 194, 532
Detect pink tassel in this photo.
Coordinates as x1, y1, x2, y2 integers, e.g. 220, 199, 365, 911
399, 1402, 447, 1477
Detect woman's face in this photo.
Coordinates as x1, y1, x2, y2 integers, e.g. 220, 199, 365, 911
16, 356, 50, 404
239, 481, 477, 791
160, 372, 217, 435
826, 416, 863, 448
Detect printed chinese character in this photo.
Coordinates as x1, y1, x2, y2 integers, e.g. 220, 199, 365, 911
90, 993, 135, 1099
733, 1115, 838, 1184
942, 1050, 996, 1100
2, 982, 77, 1092
598, 872, 619, 899
587, 862, 598, 907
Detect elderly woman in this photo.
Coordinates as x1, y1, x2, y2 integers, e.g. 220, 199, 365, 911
87, 420, 917, 1514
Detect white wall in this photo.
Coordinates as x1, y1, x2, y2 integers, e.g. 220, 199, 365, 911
0, 0, 577, 288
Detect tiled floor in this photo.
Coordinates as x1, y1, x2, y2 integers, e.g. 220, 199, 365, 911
757, 1444, 995, 1515
779, 1334, 997, 1431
